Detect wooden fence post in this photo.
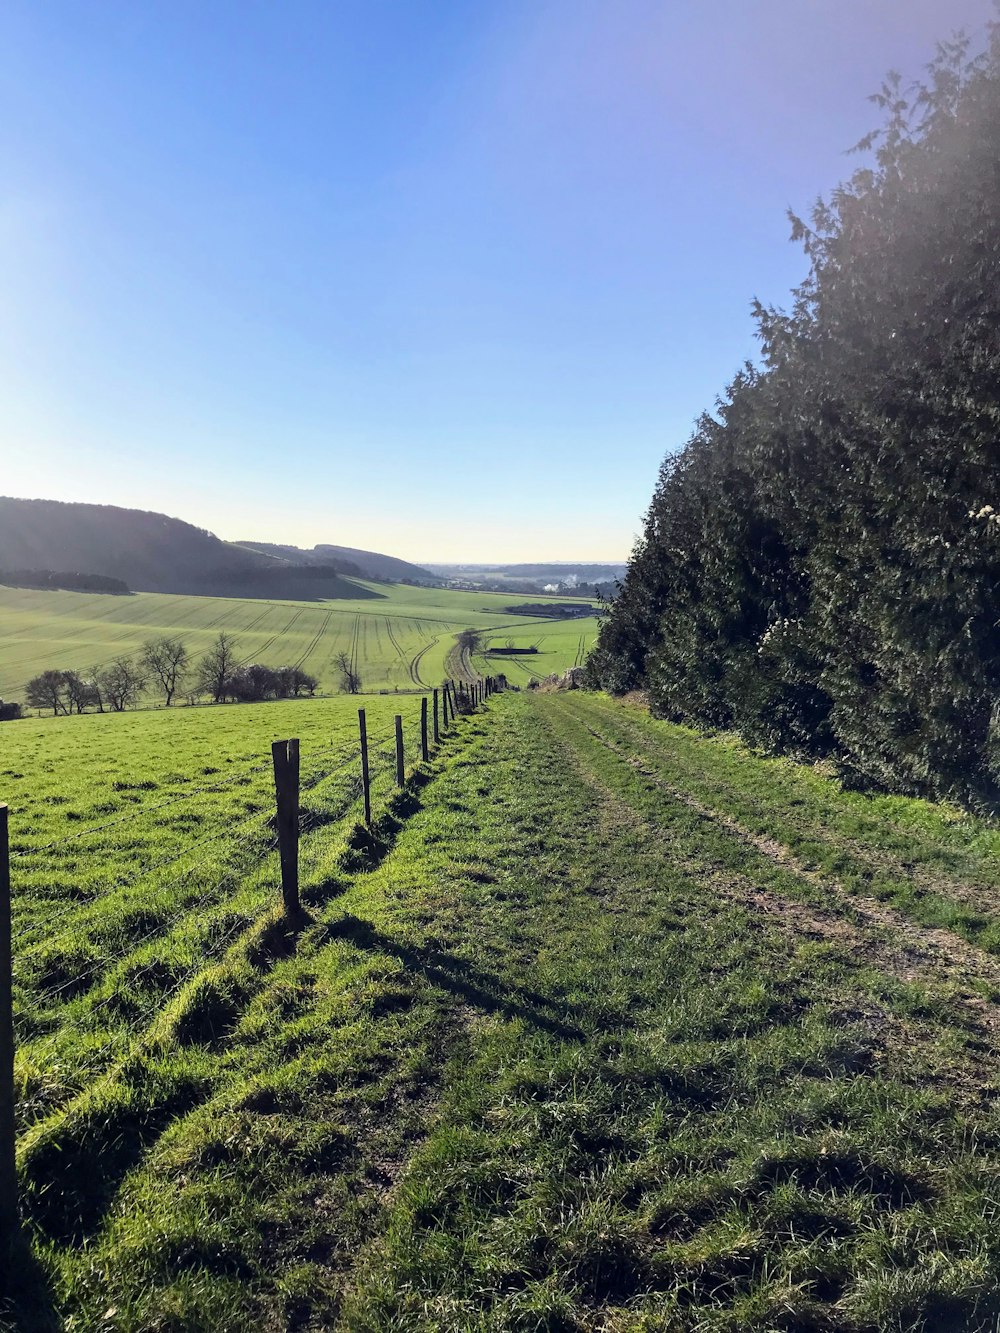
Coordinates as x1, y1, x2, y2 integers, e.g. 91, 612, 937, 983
271, 739, 300, 914
0, 805, 16, 1250
358, 709, 372, 827
395, 715, 405, 786
433, 688, 440, 744
420, 696, 429, 762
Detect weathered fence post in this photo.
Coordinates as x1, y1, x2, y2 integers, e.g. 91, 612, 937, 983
271, 739, 300, 913
395, 715, 405, 786
0, 805, 16, 1250
358, 709, 372, 827
433, 688, 440, 744
420, 696, 429, 762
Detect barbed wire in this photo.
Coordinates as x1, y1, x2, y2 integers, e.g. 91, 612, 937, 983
12, 814, 278, 970
8, 730, 376, 860
10, 802, 275, 946
8, 709, 438, 996
15, 895, 273, 1097
8, 691, 497, 1136
16, 836, 279, 1008
8, 760, 276, 860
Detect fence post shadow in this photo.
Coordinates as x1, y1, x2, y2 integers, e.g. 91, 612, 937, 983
323, 914, 586, 1039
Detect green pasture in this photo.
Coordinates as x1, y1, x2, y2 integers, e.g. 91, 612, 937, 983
473, 616, 596, 682
0, 581, 597, 706
7, 688, 1000, 1329
3, 694, 420, 1133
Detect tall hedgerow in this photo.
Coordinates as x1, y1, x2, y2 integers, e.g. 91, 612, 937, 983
589, 29, 1000, 802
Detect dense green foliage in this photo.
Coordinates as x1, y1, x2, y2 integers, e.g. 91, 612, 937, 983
0, 570, 130, 595
589, 31, 1000, 802
9, 691, 1000, 1329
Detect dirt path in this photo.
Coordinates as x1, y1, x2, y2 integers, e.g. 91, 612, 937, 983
592, 698, 1000, 923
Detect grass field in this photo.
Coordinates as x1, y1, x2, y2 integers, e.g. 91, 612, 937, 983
472, 618, 595, 684
7, 688, 1000, 1329
0, 581, 598, 706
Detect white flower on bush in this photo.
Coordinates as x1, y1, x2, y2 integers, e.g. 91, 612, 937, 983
757, 617, 794, 654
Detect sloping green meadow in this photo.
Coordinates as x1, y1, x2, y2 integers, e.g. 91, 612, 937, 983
9, 689, 1000, 1330
3, 695, 419, 1164
474, 618, 596, 683
0, 581, 597, 704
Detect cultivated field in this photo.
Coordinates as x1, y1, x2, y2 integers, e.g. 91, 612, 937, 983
0, 581, 599, 706
7, 689, 1000, 1330
473, 617, 594, 683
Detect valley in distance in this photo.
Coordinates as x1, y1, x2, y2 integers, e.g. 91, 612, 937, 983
0, 495, 610, 712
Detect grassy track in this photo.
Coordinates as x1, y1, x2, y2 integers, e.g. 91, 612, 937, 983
0, 582, 597, 704
8, 690, 1000, 1330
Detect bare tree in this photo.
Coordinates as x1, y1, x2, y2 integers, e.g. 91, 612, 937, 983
334, 651, 361, 694
25, 670, 68, 715
63, 671, 100, 714
88, 665, 106, 712
142, 636, 189, 706
97, 657, 145, 712
197, 632, 239, 703
275, 666, 318, 697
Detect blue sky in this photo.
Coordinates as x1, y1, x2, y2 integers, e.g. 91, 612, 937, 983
1, 0, 993, 562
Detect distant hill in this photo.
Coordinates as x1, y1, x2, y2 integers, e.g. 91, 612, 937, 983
237, 540, 437, 584
0, 498, 258, 594
0, 498, 384, 599
427, 562, 625, 595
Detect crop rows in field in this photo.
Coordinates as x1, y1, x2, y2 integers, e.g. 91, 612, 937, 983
0, 582, 597, 706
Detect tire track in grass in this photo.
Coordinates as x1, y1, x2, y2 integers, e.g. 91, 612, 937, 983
292, 609, 333, 673
350, 613, 362, 678
233, 604, 305, 671
565, 694, 1000, 949
385, 619, 410, 686
542, 696, 1000, 1033
408, 635, 437, 687
531, 698, 1000, 1123
226, 603, 281, 666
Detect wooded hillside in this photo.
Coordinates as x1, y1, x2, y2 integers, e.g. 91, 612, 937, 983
0, 498, 417, 599
588, 32, 1000, 803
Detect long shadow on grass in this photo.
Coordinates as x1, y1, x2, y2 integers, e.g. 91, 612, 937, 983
21, 908, 318, 1246
339, 771, 432, 876
1, 1227, 60, 1331
325, 914, 585, 1039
